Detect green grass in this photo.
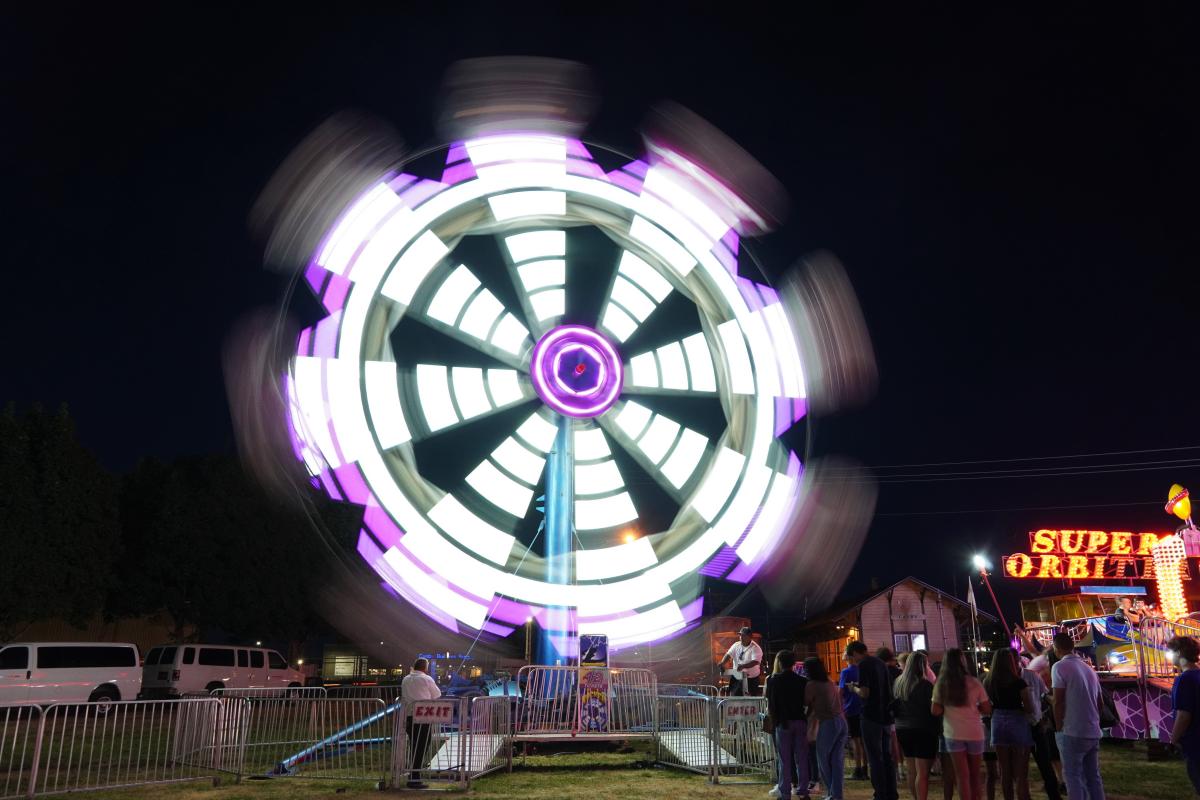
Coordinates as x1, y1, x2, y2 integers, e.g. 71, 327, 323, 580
17, 739, 1192, 800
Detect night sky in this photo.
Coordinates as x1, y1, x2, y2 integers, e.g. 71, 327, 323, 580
5, 7, 1198, 626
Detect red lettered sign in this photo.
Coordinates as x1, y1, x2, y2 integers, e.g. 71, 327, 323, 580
412, 701, 454, 721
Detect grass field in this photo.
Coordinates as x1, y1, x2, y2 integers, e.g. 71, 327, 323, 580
28, 739, 1191, 800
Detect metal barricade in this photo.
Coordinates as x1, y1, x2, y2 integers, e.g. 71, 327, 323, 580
659, 684, 719, 697
212, 686, 328, 700
232, 696, 390, 783
655, 695, 716, 775
711, 697, 774, 784
32, 699, 222, 796
516, 666, 578, 735
0, 705, 41, 800
391, 698, 466, 789
326, 685, 402, 704
610, 669, 657, 734
465, 696, 511, 780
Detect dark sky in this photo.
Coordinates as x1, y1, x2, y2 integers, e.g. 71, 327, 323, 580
5, 7, 1198, 624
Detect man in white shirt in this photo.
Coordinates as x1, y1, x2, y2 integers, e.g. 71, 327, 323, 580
720, 626, 763, 696
1051, 633, 1105, 800
400, 658, 442, 789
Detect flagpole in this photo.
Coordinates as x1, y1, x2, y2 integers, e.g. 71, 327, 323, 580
967, 572, 980, 675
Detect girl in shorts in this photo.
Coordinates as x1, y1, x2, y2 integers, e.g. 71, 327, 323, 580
984, 648, 1035, 800
932, 648, 993, 800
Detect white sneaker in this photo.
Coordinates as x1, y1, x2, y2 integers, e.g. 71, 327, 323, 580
768, 786, 782, 798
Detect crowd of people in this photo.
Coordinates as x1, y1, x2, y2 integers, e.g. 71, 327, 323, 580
763, 633, 1200, 800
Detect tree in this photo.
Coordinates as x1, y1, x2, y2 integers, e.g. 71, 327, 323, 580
0, 404, 119, 641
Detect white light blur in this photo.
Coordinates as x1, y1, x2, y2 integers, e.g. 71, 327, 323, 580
718, 460, 773, 547
364, 360, 412, 448
451, 367, 491, 420
489, 313, 530, 355
574, 426, 611, 461
516, 411, 559, 453
614, 401, 653, 440
517, 259, 566, 291
681, 333, 716, 392
466, 459, 535, 518
641, 165, 731, 242
458, 289, 506, 341
380, 548, 489, 629
466, 135, 568, 167
426, 265, 481, 326
717, 319, 755, 394
578, 599, 683, 641
292, 356, 342, 469
630, 352, 659, 388
600, 303, 638, 342
318, 183, 401, 276
575, 460, 624, 495
504, 230, 565, 263
973, 554, 988, 571
575, 537, 658, 581
629, 216, 696, 276
617, 250, 673, 302
575, 492, 638, 530
347, 206, 416, 287
741, 309, 781, 397
735, 470, 794, 563
762, 302, 805, 398
655, 341, 689, 390
610, 276, 655, 322
485, 368, 525, 407
379, 230, 450, 306
660, 427, 708, 489
491, 436, 547, 485
691, 446, 745, 522
415, 364, 459, 431
638, 414, 681, 464
324, 358, 373, 463
529, 288, 565, 321
488, 190, 567, 221
427, 495, 517, 566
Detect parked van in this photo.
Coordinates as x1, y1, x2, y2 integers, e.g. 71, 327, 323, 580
138, 644, 303, 698
0, 642, 141, 705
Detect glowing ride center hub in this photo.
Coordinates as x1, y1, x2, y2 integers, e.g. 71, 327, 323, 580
285, 132, 810, 656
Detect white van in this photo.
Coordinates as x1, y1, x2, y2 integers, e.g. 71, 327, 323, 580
0, 642, 141, 705
138, 644, 304, 698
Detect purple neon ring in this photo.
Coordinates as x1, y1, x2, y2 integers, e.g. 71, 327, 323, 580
530, 325, 623, 418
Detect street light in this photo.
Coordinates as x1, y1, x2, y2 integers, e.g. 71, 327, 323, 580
973, 552, 1011, 638
972, 554, 987, 571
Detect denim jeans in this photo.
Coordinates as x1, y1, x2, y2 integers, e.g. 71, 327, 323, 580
1054, 733, 1105, 800
1188, 754, 1200, 794
775, 719, 810, 796
862, 718, 899, 800
816, 716, 848, 799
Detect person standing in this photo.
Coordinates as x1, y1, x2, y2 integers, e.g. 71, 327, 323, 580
806, 657, 848, 800
841, 647, 868, 780
400, 657, 442, 790
1021, 656, 1062, 800
893, 651, 940, 800
848, 641, 899, 800
1168, 635, 1200, 796
932, 647, 992, 800
1050, 632, 1105, 800
984, 648, 1035, 800
768, 650, 810, 799
721, 626, 764, 696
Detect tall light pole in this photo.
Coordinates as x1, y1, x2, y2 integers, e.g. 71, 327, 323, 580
974, 554, 1011, 638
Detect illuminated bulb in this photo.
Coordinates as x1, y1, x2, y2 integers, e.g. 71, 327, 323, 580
298, 659, 304, 665
255, 641, 262, 646
623, 530, 638, 544
972, 554, 987, 571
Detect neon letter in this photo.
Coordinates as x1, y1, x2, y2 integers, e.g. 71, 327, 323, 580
1031, 529, 1057, 553
1036, 555, 1063, 579
1005, 553, 1033, 578
1110, 532, 1133, 554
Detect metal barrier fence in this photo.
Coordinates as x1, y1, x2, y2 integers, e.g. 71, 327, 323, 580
659, 684, 719, 697
515, 666, 658, 737
610, 669, 657, 734
212, 687, 328, 700
655, 695, 715, 775
392, 698, 466, 788
710, 697, 774, 784
466, 696, 511, 778
1135, 617, 1200, 678
0, 705, 41, 800
32, 699, 223, 797
326, 685, 402, 704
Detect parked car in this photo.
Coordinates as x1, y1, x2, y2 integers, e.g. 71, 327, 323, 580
0, 642, 141, 706
137, 644, 304, 698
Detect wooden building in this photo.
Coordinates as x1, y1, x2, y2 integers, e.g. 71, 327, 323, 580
792, 576, 996, 678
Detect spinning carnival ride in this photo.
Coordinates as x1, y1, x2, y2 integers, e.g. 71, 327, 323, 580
283, 127, 813, 657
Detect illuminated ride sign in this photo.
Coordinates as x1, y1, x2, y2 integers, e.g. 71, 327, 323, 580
283, 128, 811, 650
1002, 529, 1178, 580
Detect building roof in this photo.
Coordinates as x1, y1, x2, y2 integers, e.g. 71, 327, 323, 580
792, 575, 998, 635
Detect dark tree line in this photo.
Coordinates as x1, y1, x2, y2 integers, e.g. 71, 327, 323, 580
0, 403, 360, 645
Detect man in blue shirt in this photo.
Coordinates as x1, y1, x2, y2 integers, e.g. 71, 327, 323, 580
1169, 635, 1200, 795
841, 646, 868, 780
